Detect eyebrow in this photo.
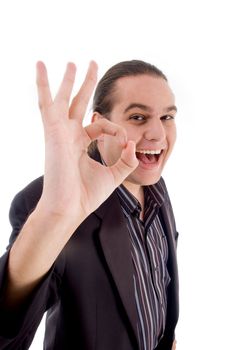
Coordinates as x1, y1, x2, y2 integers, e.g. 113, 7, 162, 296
166, 105, 178, 113
124, 103, 177, 114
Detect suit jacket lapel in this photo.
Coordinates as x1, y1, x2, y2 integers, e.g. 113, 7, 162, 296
95, 192, 138, 344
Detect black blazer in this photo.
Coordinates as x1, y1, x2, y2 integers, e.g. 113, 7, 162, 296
0, 173, 179, 350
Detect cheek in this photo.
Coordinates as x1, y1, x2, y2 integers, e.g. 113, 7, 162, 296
167, 125, 177, 147
103, 135, 122, 161
104, 135, 120, 149
123, 126, 143, 143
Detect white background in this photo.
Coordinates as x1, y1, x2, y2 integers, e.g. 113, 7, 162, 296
0, 0, 232, 349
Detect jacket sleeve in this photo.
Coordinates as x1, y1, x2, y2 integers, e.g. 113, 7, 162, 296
0, 177, 65, 349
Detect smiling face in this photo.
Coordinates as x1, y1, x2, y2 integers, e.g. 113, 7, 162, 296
95, 74, 177, 192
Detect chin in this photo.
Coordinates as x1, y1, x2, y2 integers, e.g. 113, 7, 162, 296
127, 173, 162, 186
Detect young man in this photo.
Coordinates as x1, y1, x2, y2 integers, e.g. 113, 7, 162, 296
0, 60, 179, 349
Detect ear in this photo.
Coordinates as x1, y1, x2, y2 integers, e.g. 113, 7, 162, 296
91, 112, 105, 143
91, 111, 103, 123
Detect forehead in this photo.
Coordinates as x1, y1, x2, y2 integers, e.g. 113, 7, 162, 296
113, 74, 175, 111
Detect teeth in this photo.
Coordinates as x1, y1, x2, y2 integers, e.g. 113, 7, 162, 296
137, 149, 162, 155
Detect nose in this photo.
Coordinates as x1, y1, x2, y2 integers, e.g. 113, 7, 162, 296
143, 118, 166, 143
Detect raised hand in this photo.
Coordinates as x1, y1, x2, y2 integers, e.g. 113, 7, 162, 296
36, 61, 138, 230
5, 62, 138, 303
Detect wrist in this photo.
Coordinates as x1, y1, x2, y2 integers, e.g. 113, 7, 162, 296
34, 198, 86, 233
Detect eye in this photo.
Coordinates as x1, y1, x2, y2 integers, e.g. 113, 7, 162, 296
129, 114, 146, 121
161, 115, 175, 121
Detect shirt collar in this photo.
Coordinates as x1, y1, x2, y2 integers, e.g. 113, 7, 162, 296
144, 181, 166, 209
116, 184, 141, 217
116, 180, 166, 218
98, 150, 166, 216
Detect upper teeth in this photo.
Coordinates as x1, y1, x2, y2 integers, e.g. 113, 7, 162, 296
137, 150, 162, 155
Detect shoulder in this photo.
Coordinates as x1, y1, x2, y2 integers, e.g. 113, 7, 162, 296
10, 176, 44, 215
8, 177, 44, 247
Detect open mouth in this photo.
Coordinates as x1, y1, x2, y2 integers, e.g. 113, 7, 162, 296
136, 149, 163, 165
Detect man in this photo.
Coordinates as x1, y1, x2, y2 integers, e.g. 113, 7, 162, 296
0, 60, 179, 349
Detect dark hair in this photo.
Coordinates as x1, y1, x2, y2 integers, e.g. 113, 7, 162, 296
93, 59, 167, 116
89, 60, 167, 156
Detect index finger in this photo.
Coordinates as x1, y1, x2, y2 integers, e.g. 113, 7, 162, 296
69, 60, 98, 121
85, 118, 127, 147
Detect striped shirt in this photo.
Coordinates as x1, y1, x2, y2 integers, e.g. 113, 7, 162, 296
116, 183, 171, 350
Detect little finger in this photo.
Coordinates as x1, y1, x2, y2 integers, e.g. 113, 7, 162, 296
36, 61, 53, 112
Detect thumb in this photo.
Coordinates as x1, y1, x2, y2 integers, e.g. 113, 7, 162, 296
110, 140, 139, 186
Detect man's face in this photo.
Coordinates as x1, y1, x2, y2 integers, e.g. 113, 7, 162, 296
96, 74, 177, 187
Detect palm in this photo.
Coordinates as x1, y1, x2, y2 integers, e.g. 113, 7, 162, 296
36, 61, 138, 226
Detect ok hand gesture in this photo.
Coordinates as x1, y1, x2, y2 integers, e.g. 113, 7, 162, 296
36, 61, 138, 230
